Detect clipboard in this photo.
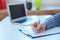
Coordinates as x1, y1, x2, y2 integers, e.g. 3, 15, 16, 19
18, 15, 60, 39
19, 26, 60, 39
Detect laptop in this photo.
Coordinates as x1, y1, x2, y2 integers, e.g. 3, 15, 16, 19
7, 2, 39, 26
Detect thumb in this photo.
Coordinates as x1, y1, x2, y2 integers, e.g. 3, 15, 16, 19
37, 24, 41, 31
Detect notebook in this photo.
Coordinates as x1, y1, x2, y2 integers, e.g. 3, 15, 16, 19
19, 26, 60, 39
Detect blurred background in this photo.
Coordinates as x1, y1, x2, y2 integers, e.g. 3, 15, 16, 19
0, 0, 60, 10
0, 0, 60, 21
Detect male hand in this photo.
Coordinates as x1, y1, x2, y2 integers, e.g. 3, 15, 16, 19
32, 22, 46, 33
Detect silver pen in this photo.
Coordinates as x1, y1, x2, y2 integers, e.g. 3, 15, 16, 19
38, 16, 40, 24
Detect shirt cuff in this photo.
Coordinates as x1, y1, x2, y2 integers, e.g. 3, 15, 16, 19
44, 16, 59, 30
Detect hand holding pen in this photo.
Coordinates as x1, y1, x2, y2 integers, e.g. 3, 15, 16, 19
32, 21, 46, 33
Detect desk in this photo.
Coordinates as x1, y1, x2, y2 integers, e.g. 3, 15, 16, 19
0, 15, 60, 40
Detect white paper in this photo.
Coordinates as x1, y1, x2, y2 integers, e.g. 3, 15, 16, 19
19, 26, 60, 37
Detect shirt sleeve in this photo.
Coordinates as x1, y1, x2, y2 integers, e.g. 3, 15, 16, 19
45, 12, 60, 30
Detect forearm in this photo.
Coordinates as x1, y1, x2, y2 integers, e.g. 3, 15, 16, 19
45, 13, 60, 30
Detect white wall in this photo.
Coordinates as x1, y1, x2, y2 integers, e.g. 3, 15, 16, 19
7, 0, 60, 3
32, 0, 60, 7
42, 0, 60, 3
7, 0, 60, 7
7, 0, 25, 3
42, 0, 60, 7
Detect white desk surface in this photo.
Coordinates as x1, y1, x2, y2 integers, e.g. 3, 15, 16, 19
0, 15, 60, 40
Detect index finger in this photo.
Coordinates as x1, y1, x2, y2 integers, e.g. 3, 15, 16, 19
32, 22, 38, 27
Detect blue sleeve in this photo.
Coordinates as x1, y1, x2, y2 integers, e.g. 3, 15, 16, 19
45, 12, 60, 30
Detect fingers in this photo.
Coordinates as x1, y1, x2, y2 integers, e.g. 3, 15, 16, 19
37, 25, 45, 33
32, 26, 37, 32
37, 24, 41, 31
32, 21, 46, 33
32, 23, 46, 33
32, 22, 39, 32
32, 22, 38, 27
37, 24, 46, 33
32, 24, 44, 33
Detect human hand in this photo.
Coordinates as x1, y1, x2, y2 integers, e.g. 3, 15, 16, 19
32, 22, 46, 33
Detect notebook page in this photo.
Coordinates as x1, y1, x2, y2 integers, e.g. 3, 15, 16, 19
19, 26, 60, 37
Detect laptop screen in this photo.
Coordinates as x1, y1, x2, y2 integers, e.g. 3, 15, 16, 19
9, 4, 26, 20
